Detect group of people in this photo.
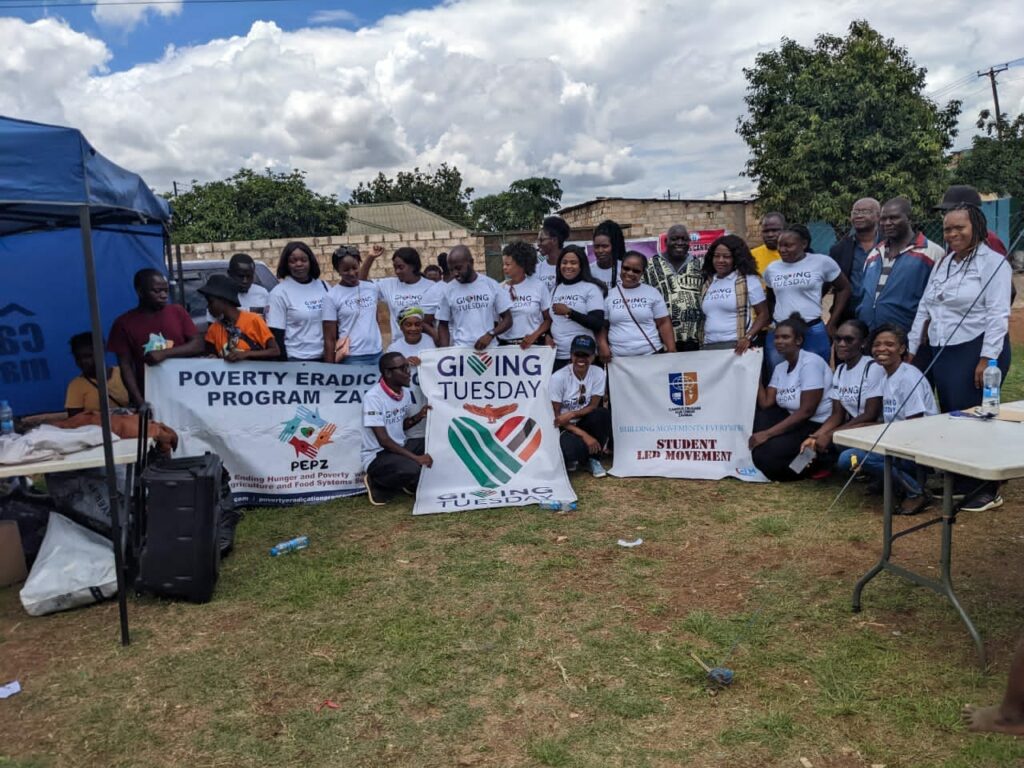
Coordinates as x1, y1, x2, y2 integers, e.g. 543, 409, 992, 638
65, 184, 1013, 515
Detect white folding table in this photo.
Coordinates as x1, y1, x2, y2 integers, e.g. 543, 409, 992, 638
0, 438, 140, 479
834, 402, 1024, 667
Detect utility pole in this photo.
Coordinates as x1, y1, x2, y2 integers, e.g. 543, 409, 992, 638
977, 64, 1009, 136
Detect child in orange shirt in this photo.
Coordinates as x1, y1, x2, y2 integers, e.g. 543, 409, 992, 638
200, 274, 281, 362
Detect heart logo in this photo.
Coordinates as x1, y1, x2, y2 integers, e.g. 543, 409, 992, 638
466, 350, 493, 376
301, 426, 315, 437
448, 414, 542, 488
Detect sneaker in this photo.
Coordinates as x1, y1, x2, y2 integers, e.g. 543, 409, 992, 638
895, 494, 933, 516
588, 458, 607, 478
958, 491, 1003, 513
363, 475, 386, 506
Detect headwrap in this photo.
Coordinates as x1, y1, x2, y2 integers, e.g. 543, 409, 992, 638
398, 306, 425, 324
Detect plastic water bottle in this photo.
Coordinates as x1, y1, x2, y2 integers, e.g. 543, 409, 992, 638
538, 500, 577, 512
981, 360, 1001, 417
269, 536, 309, 556
0, 401, 13, 436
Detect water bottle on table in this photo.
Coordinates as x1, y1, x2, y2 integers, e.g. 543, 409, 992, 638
981, 360, 1001, 417
270, 536, 309, 556
0, 400, 14, 436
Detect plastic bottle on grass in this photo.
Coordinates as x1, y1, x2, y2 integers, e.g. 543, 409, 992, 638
981, 360, 1001, 417
0, 401, 14, 436
538, 500, 577, 512
270, 536, 309, 556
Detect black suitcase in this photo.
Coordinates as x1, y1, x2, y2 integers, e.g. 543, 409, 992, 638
136, 453, 222, 603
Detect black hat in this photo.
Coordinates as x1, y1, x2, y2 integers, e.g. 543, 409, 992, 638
935, 185, 982, 211
198, 274, 241, 307
570, 335, 597, 355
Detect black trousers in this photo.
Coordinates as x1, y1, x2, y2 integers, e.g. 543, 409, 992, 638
366, 438, 425, 500
560, 408, 612, 466
751, 405, 818, 482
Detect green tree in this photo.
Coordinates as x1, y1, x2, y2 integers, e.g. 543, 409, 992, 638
953, 109, 1024, 202
168, 168, 347, 244
737, 21, 961, 225
349, 163, 474, 226
470, 177, 563, 232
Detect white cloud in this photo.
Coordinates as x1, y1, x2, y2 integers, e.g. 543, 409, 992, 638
308, 9, 359, 26
90, 0, 182, 31
1, 1, 1021, 206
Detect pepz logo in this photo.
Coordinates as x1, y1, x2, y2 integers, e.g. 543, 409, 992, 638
668, 372, 701, 417
278, 406, 336, 471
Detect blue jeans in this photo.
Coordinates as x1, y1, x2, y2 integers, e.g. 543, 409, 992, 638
837, 448, 924, 497
766, 322, 831, 371
339, 352, 381, 366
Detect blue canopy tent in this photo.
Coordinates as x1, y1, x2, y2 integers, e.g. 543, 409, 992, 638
0, 115, 174, 645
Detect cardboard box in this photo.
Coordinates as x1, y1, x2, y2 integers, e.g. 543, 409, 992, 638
0, 520, 28, 587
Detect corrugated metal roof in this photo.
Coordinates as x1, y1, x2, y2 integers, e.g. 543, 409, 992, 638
346, 202, 465, 234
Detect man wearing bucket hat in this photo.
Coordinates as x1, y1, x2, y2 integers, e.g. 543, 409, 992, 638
549, 334, 610, 478
200, 274, 280, 362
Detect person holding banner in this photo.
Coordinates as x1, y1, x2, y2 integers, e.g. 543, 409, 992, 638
750, 314, 833, 481
763, 227, 851, 370
591, 219, 626, 290
550, 335, 610, 477
200, 274, 280, 362
359, 245, 440, 342
268, 241, 329, 361
499, 241, 552, 348
362, 352, 432, 505
322, 247, 383, 366
699, 235, 770, 353
599, 251, 676, 361
550, 245, 607, 371
435, 246, 513, 350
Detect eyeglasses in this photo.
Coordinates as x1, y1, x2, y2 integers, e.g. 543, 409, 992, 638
834, 334, 858, 343
384, 363, 411, 372
619, 264, 643, 274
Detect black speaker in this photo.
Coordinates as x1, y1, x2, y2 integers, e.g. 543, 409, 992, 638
136, 453, 222, 603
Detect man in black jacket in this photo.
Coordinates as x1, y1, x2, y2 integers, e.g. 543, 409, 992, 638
829, 198, 880, 322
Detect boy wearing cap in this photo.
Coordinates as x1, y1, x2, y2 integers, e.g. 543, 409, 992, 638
201, 274, 280, 362
549, 334, 610, 478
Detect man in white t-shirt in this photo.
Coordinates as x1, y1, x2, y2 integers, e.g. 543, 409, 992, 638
228, 253, 270, 315
362, 352, 431, 505
549, 335, 610, 477
435, 246, 513, 349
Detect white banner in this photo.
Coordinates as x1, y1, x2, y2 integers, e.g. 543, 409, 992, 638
147, 359, 378, 505
608, 350, 767, 482
413, 346, 576, 515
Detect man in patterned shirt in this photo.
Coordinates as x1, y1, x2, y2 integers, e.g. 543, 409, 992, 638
643, 224, 703, 350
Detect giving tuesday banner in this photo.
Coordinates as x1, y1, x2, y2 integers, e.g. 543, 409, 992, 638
608, 350, 767, 482
413, 346, 575, 515
147, 359, 377, 506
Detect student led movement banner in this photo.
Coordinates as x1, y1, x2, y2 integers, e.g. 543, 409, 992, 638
147, 359, 378, 505
608, 350, 767, 482
414, 346, 575, 515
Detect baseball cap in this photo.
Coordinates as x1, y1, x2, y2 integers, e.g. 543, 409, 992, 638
935, 185, 982, 211
570, 335, 597, 355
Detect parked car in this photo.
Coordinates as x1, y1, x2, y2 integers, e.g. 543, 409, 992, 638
170, 259, 278, 331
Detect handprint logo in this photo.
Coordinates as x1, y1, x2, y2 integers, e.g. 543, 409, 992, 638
278, 406, 338, 462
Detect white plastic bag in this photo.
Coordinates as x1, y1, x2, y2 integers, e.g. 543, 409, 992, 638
19, 513, 117, 616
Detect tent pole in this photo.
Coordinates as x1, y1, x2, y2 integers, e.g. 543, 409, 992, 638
79, 205, 131, 647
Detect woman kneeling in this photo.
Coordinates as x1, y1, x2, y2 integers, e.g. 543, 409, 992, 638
550, 335, 610, 478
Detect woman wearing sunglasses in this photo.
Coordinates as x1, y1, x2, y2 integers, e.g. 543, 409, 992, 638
550, 335, 610, 478
598, 251, 676, 363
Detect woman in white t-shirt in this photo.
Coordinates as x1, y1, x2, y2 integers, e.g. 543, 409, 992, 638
591, 219, 625, 290
550, 245, 607, 371
386, 306, 435, 441
499, 240, 552, 348
598, 251, 676, 362
267, 241, 329, 360
750, 314, 833, 481
763, 226, 851, 369
322, 248, 383, 366
837, 323, 939, 514
536, 215, 571, 295
699, 235, 769, 353
359, 244, 440, 343
801, 319, 884, 466
549, 335, 610, 477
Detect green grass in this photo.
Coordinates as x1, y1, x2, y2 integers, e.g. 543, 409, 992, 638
1, 348, 1023, 767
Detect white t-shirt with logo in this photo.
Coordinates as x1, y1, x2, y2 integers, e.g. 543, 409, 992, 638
830, 356, 885, 419
375, 277, 436, 338
267, 277, 328, 360
701, 273, 766, 344
549, 364, 606, 419
322, 281, 382, 356
605, 283, 669, 357
500, 276, 552, 341
883, 363, 938, 423
435, 274, 513, 348
763, 253, 841, 323
550, 281, 605, 359
535, 260, 558, 295
769, 349, 833, 423
591, 263, 615, 290
386, 336, 434, 439
361, 383, 416, 471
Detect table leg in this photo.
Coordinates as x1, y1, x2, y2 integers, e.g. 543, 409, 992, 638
853, 454, 894, 612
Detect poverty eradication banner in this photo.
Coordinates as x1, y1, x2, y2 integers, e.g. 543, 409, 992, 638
413, 346, 575, 515
147, 359, 377, 505
608, 350, 767, 482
